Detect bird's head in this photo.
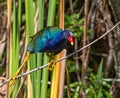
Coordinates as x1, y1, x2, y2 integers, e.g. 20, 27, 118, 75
63, 30, 74, 45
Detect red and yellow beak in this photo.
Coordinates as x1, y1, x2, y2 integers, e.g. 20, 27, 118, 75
68, 36, 74, 46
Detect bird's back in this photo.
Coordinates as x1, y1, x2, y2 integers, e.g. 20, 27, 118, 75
27, 27, 63, 53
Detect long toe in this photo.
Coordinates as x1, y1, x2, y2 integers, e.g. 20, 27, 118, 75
48, 60, 56, 71
12, 71, 19, 80
48, 62, 53, 71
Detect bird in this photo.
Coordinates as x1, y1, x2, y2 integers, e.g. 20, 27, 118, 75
27, 26, 74, 54
8, 26, 74, 84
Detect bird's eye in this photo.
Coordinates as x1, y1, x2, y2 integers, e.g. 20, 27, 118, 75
63, 30, 72, 39
64, 31, 70, 37
67, 32, 70, 37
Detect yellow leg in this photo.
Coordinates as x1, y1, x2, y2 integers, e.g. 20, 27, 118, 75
8, 52, 31, 85
46, 53, 56, 71
48, 60, 56, 71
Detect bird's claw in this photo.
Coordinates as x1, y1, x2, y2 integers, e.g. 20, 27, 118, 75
12, 72, 19, 80
48, 60, 56, 71
10, 69, 20, 80
8, 71, 20, 87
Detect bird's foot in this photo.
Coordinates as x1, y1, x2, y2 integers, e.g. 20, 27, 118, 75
48, 60, 56, 71
8, 70, 20, 86
11, 71, 19, 80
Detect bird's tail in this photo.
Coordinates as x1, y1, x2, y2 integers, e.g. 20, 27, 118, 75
8, 52, 31, 86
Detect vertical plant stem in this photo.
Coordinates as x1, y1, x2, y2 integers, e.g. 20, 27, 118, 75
11, 0, 16, 79
81, 0, 88, 97
7, 0, 12, 97
58, 0, 66, 98
36, 0, 44, 98
25, 0, 34, 97
40, 57, 49, 98
50, 54, 61, 98
16, 0, 21, 67
65, 66, 71, 98
27, 61, 33, 98
47, 0, 57, 26
10, 0, 20, 97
